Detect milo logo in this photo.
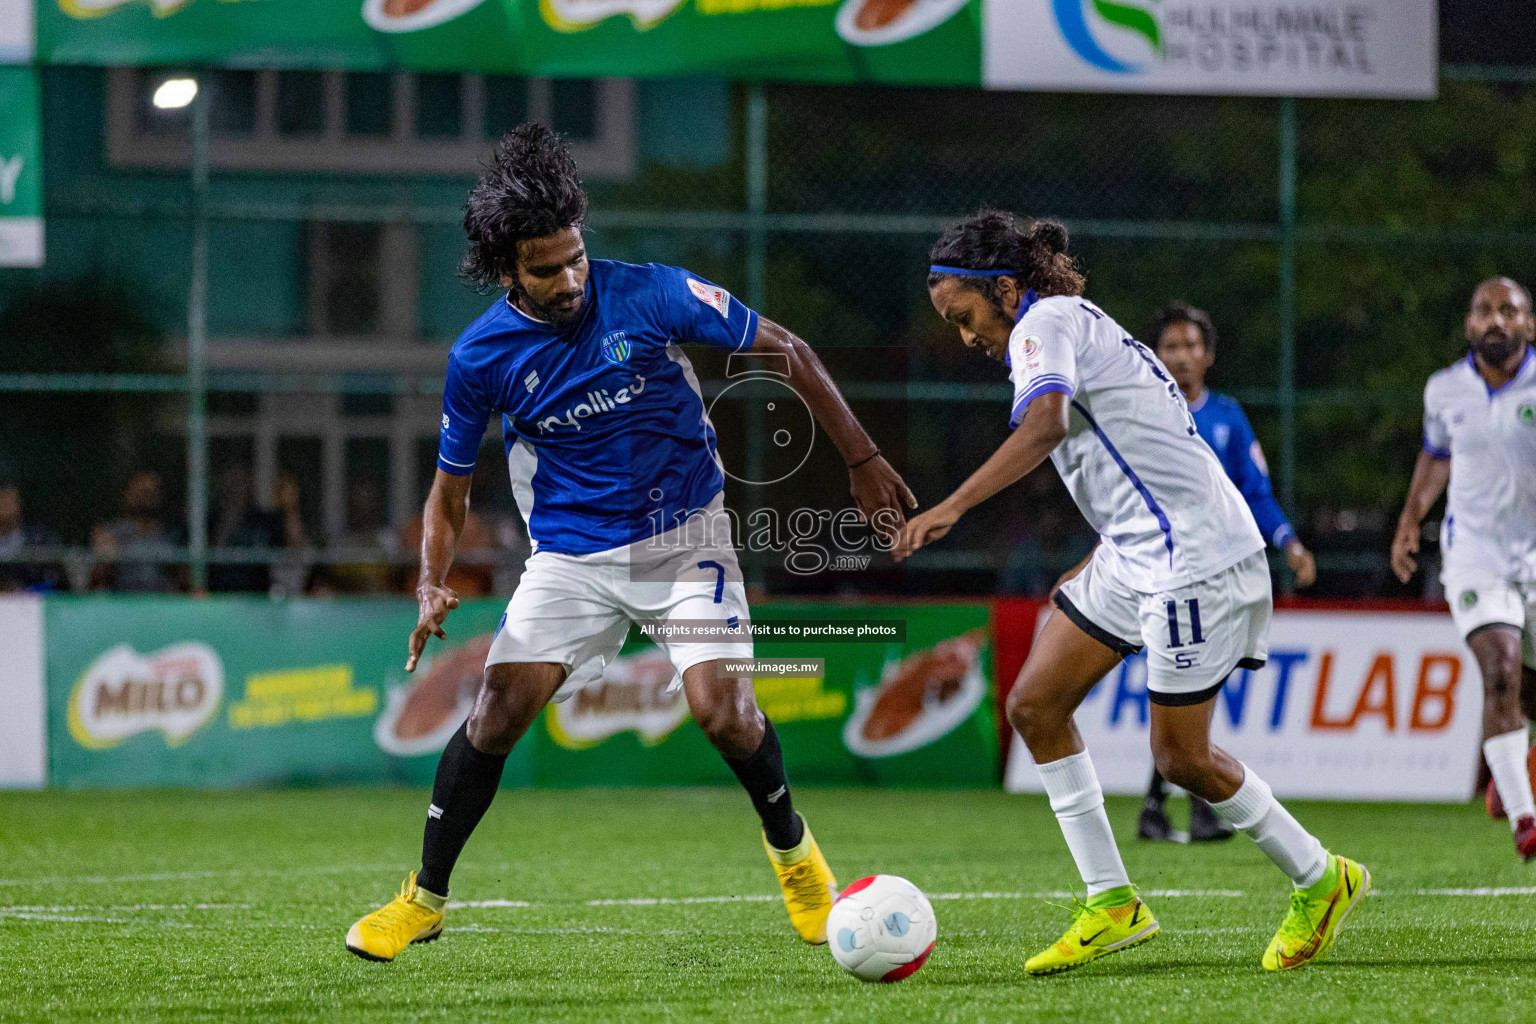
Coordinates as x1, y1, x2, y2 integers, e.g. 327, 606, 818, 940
67, 643, 224, 749
540, 0, 687, 31
545, 649, 689, 749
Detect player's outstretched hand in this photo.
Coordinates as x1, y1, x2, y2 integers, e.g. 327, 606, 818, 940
849, 455, 917, 528
1286, 541, 1317, 589
407, 583, 461, 673
1389, 520, 1419, 584
892, 502, 961, 563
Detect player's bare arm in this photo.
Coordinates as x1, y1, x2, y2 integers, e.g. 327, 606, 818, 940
1391, 450, 1450, 583
893, 391, 1067, 561
406, 469, 469, 672
748, 317, 916, 529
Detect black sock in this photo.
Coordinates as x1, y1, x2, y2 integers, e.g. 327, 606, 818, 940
417, 723, 508, 897
1145, 769, 1167, 805
725, 718, 804, 851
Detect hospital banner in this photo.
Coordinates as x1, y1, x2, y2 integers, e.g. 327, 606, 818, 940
0, 0, 32, 64
32, 1, 1436, 98
43, 596, 996, 789
1005, 607, 1483, 802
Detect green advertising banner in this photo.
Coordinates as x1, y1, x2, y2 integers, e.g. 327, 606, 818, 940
0, 66, 42, 267
28, 2, 1439, 97
45, 596, 997, 790
36, 0, 981, 85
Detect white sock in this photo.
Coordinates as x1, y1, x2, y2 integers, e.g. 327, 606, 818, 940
1210, 764, 1329, 888
1034, 751, 1131, 897
1484, 728, 1536, 830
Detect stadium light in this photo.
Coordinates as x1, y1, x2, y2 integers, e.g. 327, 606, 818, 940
152, 77, 198, 110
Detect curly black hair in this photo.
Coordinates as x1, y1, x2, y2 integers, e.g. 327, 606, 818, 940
459, 123, 589, 291
1147, 301, 1217, 356
926, 209, 1085, 303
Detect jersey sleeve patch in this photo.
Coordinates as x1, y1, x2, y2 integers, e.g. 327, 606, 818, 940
1007, 307, 1080, 429
687, 278, 732, 319
1248, 439, 1269, 476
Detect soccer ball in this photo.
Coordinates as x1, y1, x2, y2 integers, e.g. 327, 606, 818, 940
826, 874, 936, 983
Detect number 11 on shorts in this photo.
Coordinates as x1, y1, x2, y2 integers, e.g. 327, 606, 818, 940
1165, 598, 1203, 648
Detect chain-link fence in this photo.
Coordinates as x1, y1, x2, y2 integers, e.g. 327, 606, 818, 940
2, 65, 1533, 599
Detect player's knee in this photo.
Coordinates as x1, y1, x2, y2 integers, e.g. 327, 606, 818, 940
1006, 682, 1066, 747
1150, 735, 1214, 792
693, 686, 762, 757
1482, 658, 1522, 708
465, 675, 545, 754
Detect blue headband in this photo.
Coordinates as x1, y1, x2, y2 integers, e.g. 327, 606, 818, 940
929, 265, 1019, 277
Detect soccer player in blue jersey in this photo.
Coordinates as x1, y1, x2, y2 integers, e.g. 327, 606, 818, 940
1133, 302, 1316, 842
346, 125, 915, 962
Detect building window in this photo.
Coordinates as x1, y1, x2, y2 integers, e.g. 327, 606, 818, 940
552, 78, 597, 142
414, 74, 463, 139
108, 68, 635, 178
302, 220, 418, 340
276, 72, 326, 137
344, 72, 394, 138
208, 70, 258, 136
483, 75, 528, 139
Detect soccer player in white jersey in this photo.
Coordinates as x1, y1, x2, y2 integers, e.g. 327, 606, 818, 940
344, 126, 915, 962
1392, 276, 1536, 862
895, 210, 1369, 974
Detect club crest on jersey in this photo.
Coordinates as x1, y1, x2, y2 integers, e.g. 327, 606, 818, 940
1519, 401, 1535, 425
1460, 590, 1479, 610
687, 278, 732, 319
600, 331, 632, 366
1021, 335, 1044, 370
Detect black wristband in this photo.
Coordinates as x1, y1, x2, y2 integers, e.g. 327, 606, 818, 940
847, 449, 881, 470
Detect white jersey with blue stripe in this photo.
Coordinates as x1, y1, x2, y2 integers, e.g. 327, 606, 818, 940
438, 259, 757, 556
1423, 347, 1536, 584
1008, 294, 1263, 593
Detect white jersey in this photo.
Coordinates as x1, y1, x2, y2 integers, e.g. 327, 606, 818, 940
1009, 295, 1263, 593
1423, 348, 1536, 584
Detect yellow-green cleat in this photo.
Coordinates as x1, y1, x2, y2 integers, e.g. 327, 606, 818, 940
1025, 894, 1159, 976
1263, 854, 1370, 971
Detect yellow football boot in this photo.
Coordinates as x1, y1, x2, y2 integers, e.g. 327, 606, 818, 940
1025, 893, 1159, 976
345, 872, 447, 963
764, 817, 837, 944
1263, 854, 1370, 971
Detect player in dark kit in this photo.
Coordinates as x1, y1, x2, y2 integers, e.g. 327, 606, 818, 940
345, 125, 915, 961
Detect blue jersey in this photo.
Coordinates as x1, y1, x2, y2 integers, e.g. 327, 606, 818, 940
1188, 390, 1297, 550
438, 259, 758, 555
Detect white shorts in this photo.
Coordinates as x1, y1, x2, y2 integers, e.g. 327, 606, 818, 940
485, 503, 753, 703
1056, 546, 1272, 705
1445, 574, 1536, 670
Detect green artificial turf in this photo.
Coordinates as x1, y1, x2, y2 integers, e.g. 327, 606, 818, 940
0, 787, 1531, 1023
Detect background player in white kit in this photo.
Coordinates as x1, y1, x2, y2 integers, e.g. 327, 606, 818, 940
895, 211, 1369, 975
1392, 276, 1536, 862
